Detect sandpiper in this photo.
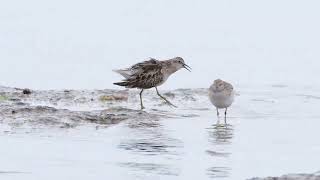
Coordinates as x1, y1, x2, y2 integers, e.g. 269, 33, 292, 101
209, 79, 235, 117
113, 57, 191, 109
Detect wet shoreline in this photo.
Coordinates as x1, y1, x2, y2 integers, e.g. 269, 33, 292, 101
0, 86, 205, 132
1, 85, 320, 180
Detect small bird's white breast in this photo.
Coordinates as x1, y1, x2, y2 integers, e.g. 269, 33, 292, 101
209, 90, 234, 109
209, 79, 235, 109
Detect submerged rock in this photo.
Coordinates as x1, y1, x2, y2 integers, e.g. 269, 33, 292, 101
0, 95, 8, 101
0, 102, 162, 130
0, 86, 205, 131
22, 88, 32, 95
249, 171, 320, 180
99, 94, 128, 101
163, 92, 175, 98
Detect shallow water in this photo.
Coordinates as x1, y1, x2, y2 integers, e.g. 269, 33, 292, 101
0, 85, 320, 180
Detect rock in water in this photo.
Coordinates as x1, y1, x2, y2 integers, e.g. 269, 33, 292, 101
249, 172, 320, 180
22, 88, 32, 95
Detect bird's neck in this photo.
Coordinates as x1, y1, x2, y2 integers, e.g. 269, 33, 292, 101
163, 67, 178, 78
162, 61, 178, 76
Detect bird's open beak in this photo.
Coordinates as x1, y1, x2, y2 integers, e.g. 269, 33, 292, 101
183, 63, 192, 72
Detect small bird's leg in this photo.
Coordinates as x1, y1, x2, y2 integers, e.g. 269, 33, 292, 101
139, 89, 145, 110
225, 108, 228, 117
155, 87, 177, 108
216, 108, 220, 116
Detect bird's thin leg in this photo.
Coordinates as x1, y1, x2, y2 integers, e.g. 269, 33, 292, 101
224, 108, 228, 124
216, 108, 220, 117
139, 89, 145, 110
155, 87, 177, 108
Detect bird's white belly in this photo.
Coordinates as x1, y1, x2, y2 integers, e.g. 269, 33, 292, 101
209, 91, 234, 109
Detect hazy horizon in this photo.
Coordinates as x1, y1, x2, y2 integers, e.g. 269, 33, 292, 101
1, 0, 320, 90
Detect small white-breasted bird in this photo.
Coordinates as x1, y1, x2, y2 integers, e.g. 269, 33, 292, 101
209, 79, 235, 117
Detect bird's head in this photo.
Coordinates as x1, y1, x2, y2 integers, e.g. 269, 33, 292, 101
212, 79, 225, 91
170, 57, 191, 72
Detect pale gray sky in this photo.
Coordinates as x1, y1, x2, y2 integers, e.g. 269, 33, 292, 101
1, 0, 319, 89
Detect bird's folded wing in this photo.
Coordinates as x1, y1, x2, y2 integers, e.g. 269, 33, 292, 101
130, 59, 162, 77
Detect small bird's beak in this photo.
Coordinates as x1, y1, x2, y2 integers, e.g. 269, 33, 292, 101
183, 63, 192, 72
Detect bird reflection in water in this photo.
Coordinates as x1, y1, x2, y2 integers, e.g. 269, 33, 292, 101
206, 116, 234, 178
119, 117, 182, 155
210, 117, 234, 145
117, 114, 182, 177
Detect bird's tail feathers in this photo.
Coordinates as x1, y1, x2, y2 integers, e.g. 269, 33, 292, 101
113, 81, 129, 87
113, 69, 132, 79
